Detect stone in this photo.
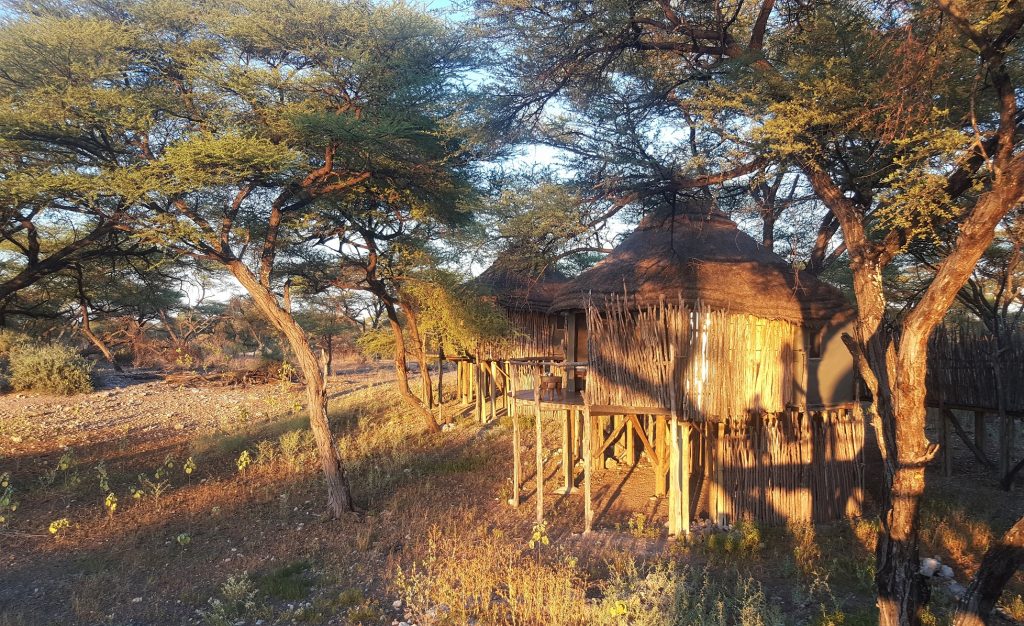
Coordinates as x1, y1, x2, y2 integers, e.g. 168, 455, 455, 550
938, 564, 954, 579
919, 557, 941, 577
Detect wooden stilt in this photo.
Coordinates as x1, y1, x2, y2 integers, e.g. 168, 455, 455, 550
535, 376, 544, 523
437, 350, 444, 424
583, 404, 593, 534
655, 414, 667, 496
668, 417, 681, 536
714, 421, 726, 526
939, 408, 953, 477
625, 414, 635, 465
974, 410, 986, 452
681, 421, 692, 538
490, 360, 498, 422
512, 399, 521, 507
475, 354, 484, 424
559, 408, 574, 494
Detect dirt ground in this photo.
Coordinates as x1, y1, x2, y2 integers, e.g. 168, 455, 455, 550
1, 367, 1022, 625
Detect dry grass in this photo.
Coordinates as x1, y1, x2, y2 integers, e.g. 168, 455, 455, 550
1, 374, 1022, 625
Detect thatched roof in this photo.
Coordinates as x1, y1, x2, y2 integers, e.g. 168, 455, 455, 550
472, 254, 569, 313
550, 204, 852, 324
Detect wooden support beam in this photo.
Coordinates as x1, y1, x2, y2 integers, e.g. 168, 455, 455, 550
939, 408, 953, 477
974, 410, 986, 452
628, 413, 657, 467
558, 408, 575, 494
489, 360, 497, 422
623, 415, 634, 464
597, 418, 630, 461
535, 378, 544, 523
512, 399, 521, 507
713, 421, 726, 526
668, 417, 681, 536
944, 408, 996, 468
583, 404, 593, 534
655, 414, 667, 496
681, 421, 692, 538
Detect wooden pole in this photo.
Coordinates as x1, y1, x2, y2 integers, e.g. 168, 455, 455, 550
669, 416, 680, 536
559, 408, 574, 494
655, 414, 667, 496
939, 408, 953, 477
625, 414, 635, 465
714, 421, 726, 526
535, 372, 544, 523
974, 410, 986, 452
681, 421, 692, 538
490, 360, 498, 422
583, 404, 593, 534
512, 397, 521, 507
475, 353, 484, 423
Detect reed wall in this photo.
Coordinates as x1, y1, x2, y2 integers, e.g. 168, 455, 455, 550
586, 294, 802, 417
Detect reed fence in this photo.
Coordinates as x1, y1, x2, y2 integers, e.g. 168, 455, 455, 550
700, 407, 864, 524
927, 326, 1024, 413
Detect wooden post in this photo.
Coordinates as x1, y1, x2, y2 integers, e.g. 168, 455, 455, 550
655, 414, 667, 496
436, 348, 444, 425
939, 408, 953, 477
490, 360, 498, 422
559, 408, 574, 494
681, 421, 692, 538
625, 414, 635, 465
668, 416, 680, 536
714, 421, 726, 526
535, 373, 544, 523
583, 404, 593, 534
974, 410, 986, 452
512, 396, 521, 507
475, 353, 484, 423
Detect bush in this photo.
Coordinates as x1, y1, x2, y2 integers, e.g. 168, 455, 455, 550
0, 330, 32, 390
7, 343, 94, 395
0, 329, 31, 355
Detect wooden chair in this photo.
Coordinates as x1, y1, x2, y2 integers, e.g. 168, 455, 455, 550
538, 374, 563, 401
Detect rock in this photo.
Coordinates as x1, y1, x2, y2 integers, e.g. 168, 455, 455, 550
604, 458, 619, 470
920, 557, 941, 577
949, 582, 966, 598
938, 564, 954, 579
393, 599, 402, 609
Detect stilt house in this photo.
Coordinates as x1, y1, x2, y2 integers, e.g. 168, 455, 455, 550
460, 203, 866, 535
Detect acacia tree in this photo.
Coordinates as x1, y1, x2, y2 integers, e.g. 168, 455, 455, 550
0, 0, 474, 517
478, 0, 1024, 623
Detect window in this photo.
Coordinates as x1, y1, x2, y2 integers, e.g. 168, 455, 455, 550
808, 327, 824, 359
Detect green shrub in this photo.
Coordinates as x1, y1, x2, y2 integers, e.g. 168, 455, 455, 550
0, 330, 30, 355
7, 343, 94, 395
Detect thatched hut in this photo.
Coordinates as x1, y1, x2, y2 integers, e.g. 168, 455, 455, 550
459, 204, 865, 535
472, 254, 569, 360
550, 203, 858, 413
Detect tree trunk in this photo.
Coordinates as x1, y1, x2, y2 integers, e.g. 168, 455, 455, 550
953, 514, 1024, 626
399, 300, 434, 410
80, 302, 122, 372
228, 261, 353, 517
383, 303, 440, 433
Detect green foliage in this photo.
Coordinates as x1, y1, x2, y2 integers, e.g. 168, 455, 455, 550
7, 343, 93, 395
200, 572, 269, 626
255, 561, 314, 601
402, 272, 513, 355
